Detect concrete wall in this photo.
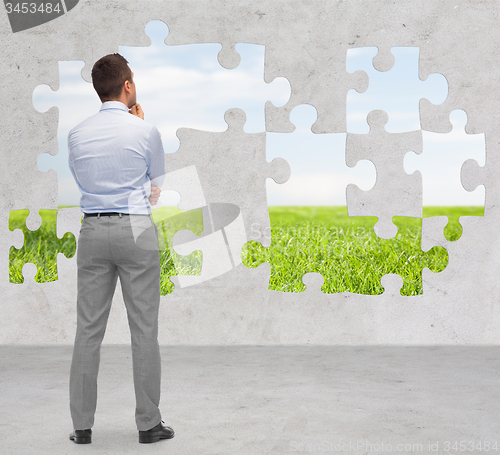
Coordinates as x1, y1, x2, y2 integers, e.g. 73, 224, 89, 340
2, 0, 500, 345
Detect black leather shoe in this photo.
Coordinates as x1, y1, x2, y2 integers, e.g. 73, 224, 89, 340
69, 429, 92, 444
139, 421, 175, 443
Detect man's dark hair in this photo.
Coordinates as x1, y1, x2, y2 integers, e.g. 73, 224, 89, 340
91, 53, 132, 102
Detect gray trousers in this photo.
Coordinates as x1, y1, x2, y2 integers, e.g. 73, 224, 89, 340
70, 214, 162, 431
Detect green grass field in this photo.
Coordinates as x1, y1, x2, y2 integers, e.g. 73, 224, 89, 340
9, 206, 482, 295
243, 206, 482, 295
8, 207, 204, 295
9, 210, 76, 285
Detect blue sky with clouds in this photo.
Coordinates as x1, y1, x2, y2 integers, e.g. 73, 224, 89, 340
33, 20, 485, 208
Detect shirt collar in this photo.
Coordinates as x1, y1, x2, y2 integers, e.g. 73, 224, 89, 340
100, 101, 129, 112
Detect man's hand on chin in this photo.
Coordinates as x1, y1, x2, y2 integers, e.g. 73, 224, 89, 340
129, 103, 144, 120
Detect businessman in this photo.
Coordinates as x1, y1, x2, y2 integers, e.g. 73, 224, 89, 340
67, 53, 173, 444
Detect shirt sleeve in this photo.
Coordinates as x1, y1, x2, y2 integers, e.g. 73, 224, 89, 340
146, 126, 165, 187
67, 130, 79, 188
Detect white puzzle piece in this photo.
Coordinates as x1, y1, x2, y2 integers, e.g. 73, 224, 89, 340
404, 109, 485, 207
346, 110, 423, 239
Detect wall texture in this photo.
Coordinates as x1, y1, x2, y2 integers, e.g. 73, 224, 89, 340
1, 0, 500, 345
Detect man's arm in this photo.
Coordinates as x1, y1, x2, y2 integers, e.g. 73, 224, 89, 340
146, 125, 166, 186
130, 102, 164, 184
129, 103, 163, 206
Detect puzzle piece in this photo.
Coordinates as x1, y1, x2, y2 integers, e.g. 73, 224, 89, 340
265, 41, 368, 133
166, 108, 290, 249
171, 203, 246, 287
265, 104, 375, 208
119, 166, 209, 290
243, 214, 447, 296
216, 42, 241, 70
156, 166, 207, 211
56, 207, 82, 241
154, 202, 253, 292
418, 33, 495, 136
404, 109, 485, 239
421, 216, 450, 252
125, 166, 207, 253
127, 165, 207, 228
153, 206, 205, 295
420, 215, 488, 296
9, 209, 76, 283
347, 47, 448, 133
163, 18, 243, 70
162, 108, 290, 287
346, 110, 423, 239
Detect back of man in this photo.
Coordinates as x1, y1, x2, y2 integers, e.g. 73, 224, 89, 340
67, 53, 174, 445
69, 101, 163, 213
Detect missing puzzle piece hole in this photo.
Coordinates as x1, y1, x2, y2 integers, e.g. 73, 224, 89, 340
443, 220, 462, 241
289, 103, 318, 132
347, 47, 448, 133
145, 19, 170, 45
422, 209, 484, 243
156, 18, 243, 71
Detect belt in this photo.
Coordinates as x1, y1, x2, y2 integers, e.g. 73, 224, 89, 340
84, 212, 130, 218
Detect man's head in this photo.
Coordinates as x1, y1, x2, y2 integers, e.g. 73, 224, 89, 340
91, 53, 136, 107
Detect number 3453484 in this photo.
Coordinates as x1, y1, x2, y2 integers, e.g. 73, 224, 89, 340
5, 3, 61, 14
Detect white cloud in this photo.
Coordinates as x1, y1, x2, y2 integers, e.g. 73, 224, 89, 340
267, 172, 375, 206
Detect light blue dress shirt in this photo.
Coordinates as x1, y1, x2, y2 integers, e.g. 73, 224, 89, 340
68, 101, 165, 214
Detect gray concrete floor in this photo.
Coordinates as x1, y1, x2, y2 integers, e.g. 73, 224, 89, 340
0, 346, 499, 455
